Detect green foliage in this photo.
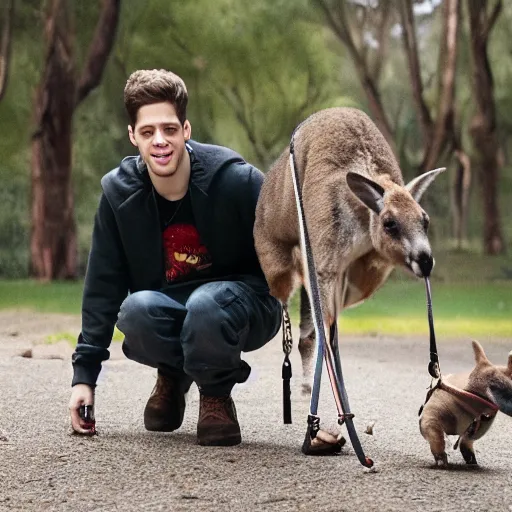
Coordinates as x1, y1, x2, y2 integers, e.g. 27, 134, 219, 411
0, 183, 29, 278
0, 0, 511, 278
116, 0, 346, 168
0, 2, 44, 277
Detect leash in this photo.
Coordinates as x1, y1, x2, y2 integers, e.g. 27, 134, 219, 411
283, 126, 373, 468
424, 277, 440, 379
420, 278, 499, 431
282, 303, 293, 424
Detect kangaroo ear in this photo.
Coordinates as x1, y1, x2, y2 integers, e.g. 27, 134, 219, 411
472, 340, 490, 366
405, 167, 446, 203
346, 172, 385, 214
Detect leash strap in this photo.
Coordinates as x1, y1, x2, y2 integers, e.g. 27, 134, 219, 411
289, 130, 373, 468
420, 278, 499, 425
424, 277, 440, 378
419, 276, 442, 414
330, 322, 373, 467
438, 380, 499, 416
287, 133, 325, 418
282, 303, 293, 424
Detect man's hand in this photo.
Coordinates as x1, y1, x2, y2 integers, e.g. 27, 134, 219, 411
69, 384, 95, 435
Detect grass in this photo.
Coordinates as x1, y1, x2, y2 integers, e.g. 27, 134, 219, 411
338, 279, 512, 338
0, 279, 83, 314
286, 273, 512, 338
1, 274, 511, 339
44, 329, 124, 346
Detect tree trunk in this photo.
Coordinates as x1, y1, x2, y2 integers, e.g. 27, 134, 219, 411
400, 0, 460, 174
452, 148, 471, 248
467, 0, 505, 255
422, 0, 459, 173
399, 0, 433, 148
30, 0, 120, 280
313, 0, 396, 153
30, 0, 76, 280
0, 0, 14, 102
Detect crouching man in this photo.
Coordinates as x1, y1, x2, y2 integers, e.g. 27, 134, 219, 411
69, 69, 282, 446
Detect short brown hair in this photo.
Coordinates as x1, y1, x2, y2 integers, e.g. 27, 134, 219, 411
124, 69, 188, 127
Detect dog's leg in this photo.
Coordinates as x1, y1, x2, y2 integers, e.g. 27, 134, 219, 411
459, 437, 478, 465
420, 419, 448, 466
298, 285, 315, 396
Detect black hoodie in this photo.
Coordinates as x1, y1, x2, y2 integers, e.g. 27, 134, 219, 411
72, 140, 271, 387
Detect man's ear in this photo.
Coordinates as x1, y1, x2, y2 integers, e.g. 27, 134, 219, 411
183, 120, 191, 141
128, 125, 137, 147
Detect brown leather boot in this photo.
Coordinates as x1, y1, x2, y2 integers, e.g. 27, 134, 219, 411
197, 394, 241, 446
144, 372, 188, 432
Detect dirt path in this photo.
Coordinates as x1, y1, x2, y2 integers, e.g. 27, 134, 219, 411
1, 311, 511, 511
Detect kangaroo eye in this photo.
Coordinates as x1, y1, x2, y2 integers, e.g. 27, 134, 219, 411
423, 215, 430, 231
383, 219, 399, 236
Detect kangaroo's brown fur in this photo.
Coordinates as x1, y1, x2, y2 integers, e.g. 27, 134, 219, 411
254, 107, 445, 393
419, 341, 512, 466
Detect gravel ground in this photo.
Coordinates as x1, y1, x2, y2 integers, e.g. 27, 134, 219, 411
0, 310, 511, 512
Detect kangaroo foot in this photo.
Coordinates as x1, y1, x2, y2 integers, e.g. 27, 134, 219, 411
302, 426, 346, 456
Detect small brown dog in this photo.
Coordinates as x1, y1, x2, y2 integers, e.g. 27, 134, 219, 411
419, 340, 512, 466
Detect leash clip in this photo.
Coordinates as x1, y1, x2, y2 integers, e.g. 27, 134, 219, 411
428, 360, 440, 379
338, 413, 355, 426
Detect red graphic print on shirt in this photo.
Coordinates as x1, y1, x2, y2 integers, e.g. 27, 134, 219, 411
163, 223, 212, 282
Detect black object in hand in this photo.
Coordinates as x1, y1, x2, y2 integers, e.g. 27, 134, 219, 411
79, 405, 96, 433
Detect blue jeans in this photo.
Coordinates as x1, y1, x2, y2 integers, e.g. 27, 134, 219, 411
116, 280, 282, 396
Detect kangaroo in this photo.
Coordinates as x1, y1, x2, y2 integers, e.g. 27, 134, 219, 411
254, 107, 445, 394
419, 340, 512, 466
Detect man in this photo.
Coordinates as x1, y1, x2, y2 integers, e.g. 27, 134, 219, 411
69, 69, 282, 446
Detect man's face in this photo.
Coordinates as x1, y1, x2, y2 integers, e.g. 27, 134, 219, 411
128, 101, 191, 178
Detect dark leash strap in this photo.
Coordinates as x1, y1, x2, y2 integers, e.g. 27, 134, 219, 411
419, 277, 441, 415
419, 277, 494, 421
282, 303, 293, 424
287, 128, 373, 469
329, 322, 373, 467
424, 277, 440, 379
422, 278, 500, 420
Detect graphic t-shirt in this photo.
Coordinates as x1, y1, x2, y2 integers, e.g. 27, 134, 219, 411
155, 190, 212, 283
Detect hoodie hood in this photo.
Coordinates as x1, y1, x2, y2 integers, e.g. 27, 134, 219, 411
101, 140, 246, 205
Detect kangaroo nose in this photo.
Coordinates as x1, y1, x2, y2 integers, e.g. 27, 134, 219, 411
417, 251, 434, 277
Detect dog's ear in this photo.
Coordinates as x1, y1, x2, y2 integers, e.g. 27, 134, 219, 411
472, 340, 490, 366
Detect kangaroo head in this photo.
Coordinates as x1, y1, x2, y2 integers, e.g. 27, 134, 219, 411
346, 167, 445, 277
469, 340, 512, 416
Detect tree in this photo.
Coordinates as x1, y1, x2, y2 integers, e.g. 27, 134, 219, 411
467, 0, 505, 254
30, 0, 120, 280
124, 0, 339, 170
313, 0, 474, 248
0, 0, 14, 102
313, 0, 396, 152
400, 0, 471, 248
